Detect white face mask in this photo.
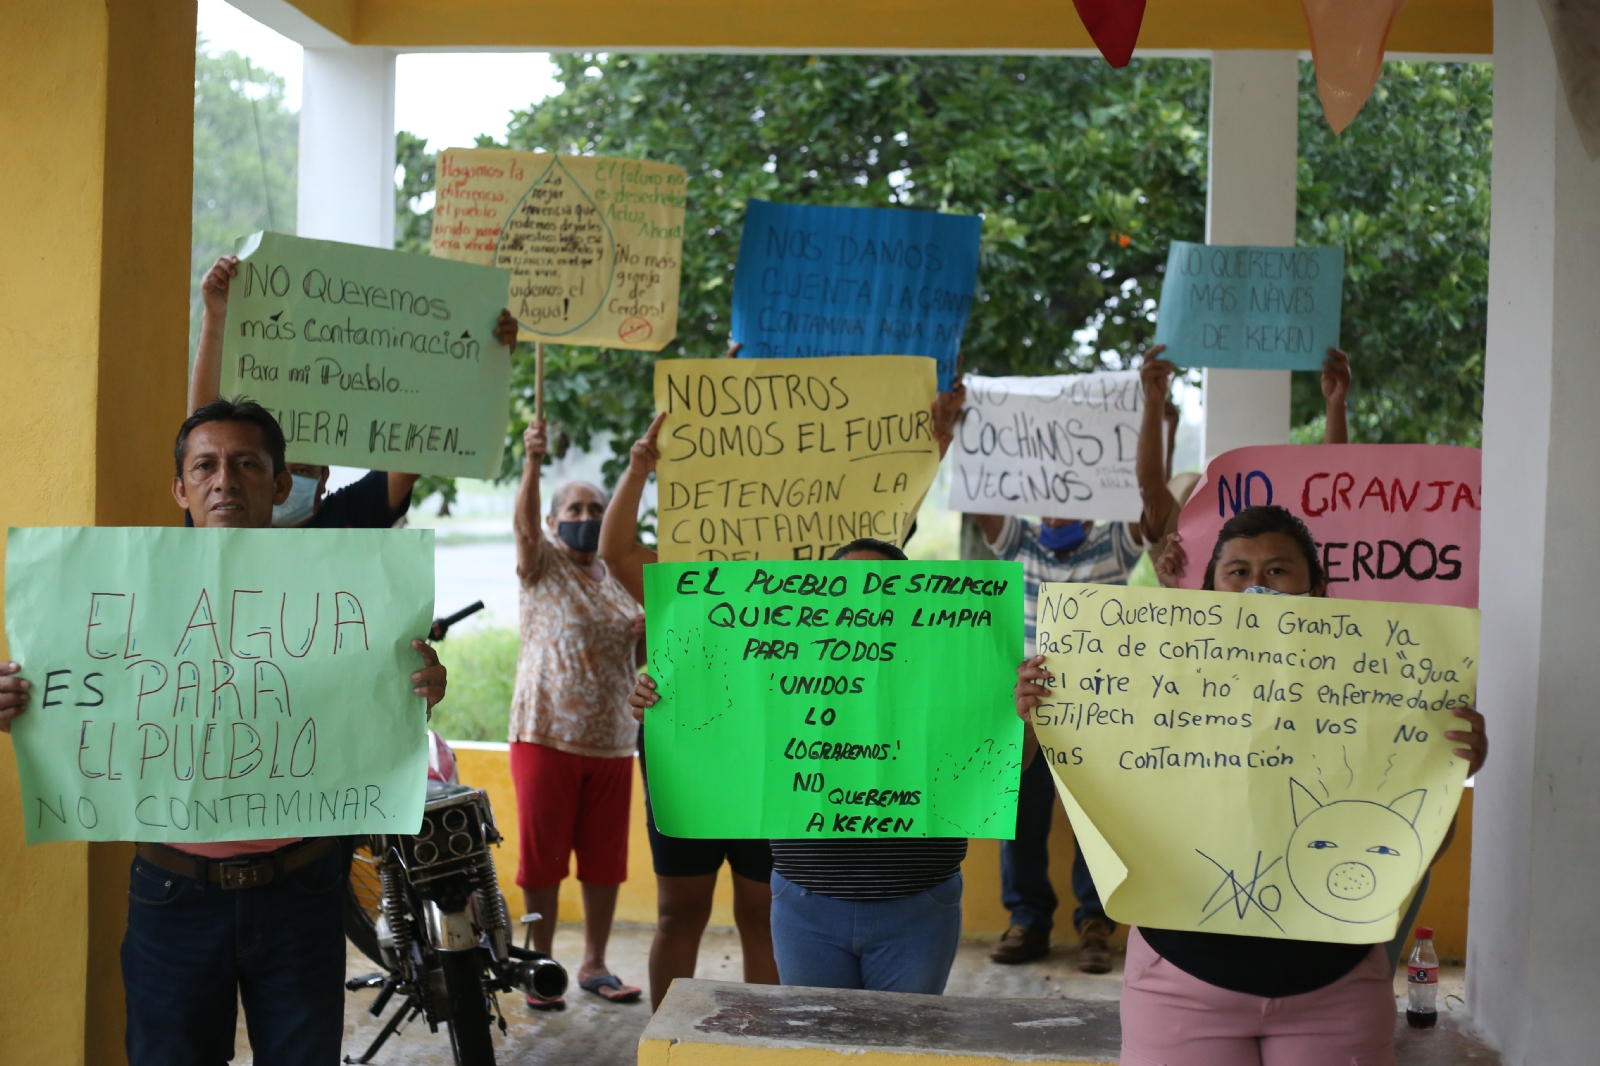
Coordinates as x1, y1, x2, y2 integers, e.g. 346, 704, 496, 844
272, 474, 318, 527
1242, 585, 1310, 597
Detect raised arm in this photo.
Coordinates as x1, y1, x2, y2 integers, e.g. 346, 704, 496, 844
600, 412, 666, 605
1322, 348, 1351, 445
931, 377, 964, 462
190, 256, 238, 414
1136, 346, 1179, 544
1164, 398, 1180, 482
515, 419, 548, 582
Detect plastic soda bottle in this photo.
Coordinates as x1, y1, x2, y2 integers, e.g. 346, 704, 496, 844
1406, 926, 1439, 1029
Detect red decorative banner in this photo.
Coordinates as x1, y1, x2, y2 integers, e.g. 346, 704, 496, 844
1073, 0, 1147, 68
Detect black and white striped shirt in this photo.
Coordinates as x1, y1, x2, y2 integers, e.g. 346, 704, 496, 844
770, 837, 967, 901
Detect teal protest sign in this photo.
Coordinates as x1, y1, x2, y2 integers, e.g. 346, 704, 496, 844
4, 527, 434, 844
643, 560, 1024, 839
1153, 241, 1344, 370
220, 231, 512, 478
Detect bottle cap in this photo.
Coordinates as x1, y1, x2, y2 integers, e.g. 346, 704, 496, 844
1416, 926, 1434, 939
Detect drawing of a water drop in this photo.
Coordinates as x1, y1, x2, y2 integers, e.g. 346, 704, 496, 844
495, 155, 616, 339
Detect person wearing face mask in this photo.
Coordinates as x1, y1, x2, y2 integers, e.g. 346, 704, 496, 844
1022, 504, 1487, 1066
972, 347, 1353, 972
507, 416, 647, 1008
960, 349, 1189, 973
190, 256, 520, 529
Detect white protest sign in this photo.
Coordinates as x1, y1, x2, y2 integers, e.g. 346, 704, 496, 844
948, 372, 1144, 521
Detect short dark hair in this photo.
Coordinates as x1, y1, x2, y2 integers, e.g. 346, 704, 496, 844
1202, 505, 1324, 591
174, 397, 287, 477
830, 538, 908, 561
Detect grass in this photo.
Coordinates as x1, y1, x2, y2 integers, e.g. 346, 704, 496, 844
429, 626, 519, 742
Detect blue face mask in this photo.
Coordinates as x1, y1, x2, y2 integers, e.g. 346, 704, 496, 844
1242, 586, 1311, 596
272, 474, 318, 528
1038, 521, 1088, 554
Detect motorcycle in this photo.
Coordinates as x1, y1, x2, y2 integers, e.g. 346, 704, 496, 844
342, 602, 566, 1065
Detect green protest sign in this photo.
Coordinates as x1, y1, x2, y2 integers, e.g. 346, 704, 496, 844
220, 231, 512, 478
4, 527, 434, 844
643, 560, 1024, 839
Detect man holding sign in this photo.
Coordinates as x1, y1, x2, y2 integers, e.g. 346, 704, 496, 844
0, 399, 448, 1066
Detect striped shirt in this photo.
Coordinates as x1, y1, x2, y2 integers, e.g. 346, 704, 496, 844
987, 516, 1143, 656
770, 838, 968, 901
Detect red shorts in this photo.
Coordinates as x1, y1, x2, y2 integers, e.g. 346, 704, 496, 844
509, 741, 632, 888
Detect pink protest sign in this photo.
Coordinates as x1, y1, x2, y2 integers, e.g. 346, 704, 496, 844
1173, 444, 1481, 607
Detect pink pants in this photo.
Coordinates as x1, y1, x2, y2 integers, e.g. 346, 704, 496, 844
1120, 928, 1397, 1066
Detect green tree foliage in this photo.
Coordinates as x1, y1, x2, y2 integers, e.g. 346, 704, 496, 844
498, 54, 1212, 483
1295, 62, 1491, 446
191, 43, 297, 356
395, 130, 437, 256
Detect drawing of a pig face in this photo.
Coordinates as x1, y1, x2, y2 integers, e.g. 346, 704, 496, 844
1286, 780, 1424, 924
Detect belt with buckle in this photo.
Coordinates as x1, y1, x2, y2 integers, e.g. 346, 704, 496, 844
135, 838, 336, 890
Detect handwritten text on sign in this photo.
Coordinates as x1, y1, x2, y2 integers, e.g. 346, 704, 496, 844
219, 231, 512, 479
653, 356, 941, 562
1174, 444, 1481, 608
1034, 583, 1477, 943
430, 149, 686, 350
730, 200, 981, 390
948, 372, 1145, 521
1153, 242, 1344, 371
3, 528, 434, 844
643, 560, 1023, 838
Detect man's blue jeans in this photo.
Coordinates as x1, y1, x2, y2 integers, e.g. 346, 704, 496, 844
121, 844, 350, 1066
770, 871, 963, 994
1001, 754, 1112, 934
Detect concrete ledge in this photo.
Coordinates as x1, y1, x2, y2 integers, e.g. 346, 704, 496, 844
639, 980, 1502, 1066
639, 980, 1119, 1065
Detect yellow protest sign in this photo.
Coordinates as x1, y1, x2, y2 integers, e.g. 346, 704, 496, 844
1033, 584, 1478, 944
430, 148, 685, 350
654, 357, 940, 562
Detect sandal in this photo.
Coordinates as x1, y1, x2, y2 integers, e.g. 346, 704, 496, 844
579, 974, 642, 1003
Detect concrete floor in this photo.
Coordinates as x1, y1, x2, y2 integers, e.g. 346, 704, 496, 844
229, 924, 1470, 1065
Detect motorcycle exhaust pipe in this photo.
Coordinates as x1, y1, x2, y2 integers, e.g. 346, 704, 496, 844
517, 956, 569, 1000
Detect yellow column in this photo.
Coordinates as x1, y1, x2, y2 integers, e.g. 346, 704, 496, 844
0, 3, 194, 1064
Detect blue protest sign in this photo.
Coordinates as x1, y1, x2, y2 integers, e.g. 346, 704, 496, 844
730, 200, 981, 390
1153, 242, 1344, 370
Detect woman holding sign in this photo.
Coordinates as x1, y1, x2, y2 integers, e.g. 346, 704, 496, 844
509, 416, 646, 1007
629, 538, 973, 996
1017, 505, 1486, 1066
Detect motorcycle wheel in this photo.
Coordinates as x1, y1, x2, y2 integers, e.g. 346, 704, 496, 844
440, 948, 496, 1066
344, 842, 385, 966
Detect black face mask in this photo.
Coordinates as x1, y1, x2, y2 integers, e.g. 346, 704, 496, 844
556, 519, 603, 553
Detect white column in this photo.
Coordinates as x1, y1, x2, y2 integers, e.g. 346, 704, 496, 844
298, 48, 396, 248
1200, 51, 1298, 463
1468, 3, 1600, 1062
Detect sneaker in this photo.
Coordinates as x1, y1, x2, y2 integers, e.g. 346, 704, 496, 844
1076, 917, 1115, 974
989, 924, 1050, 964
